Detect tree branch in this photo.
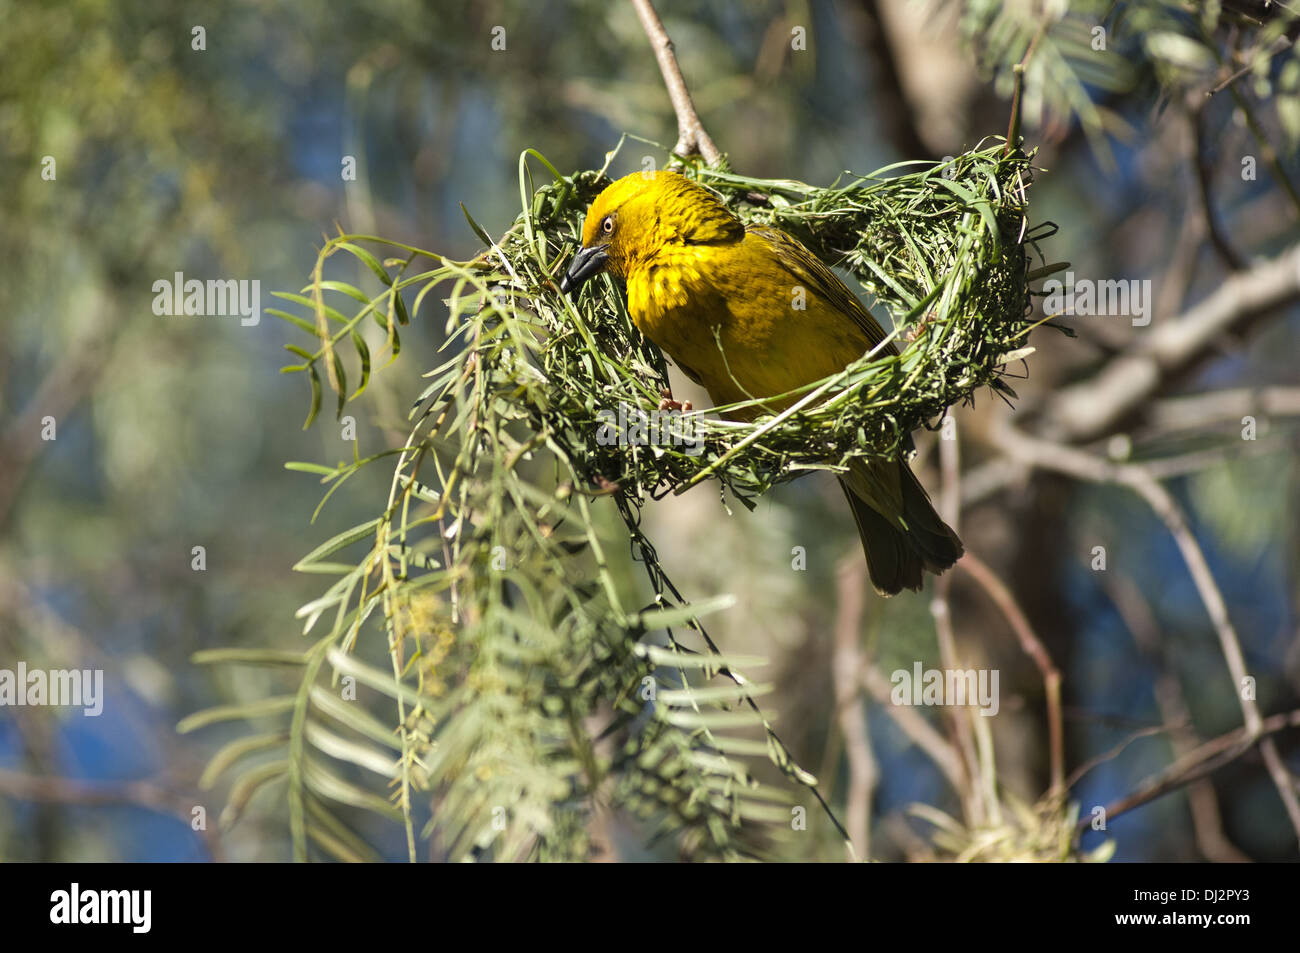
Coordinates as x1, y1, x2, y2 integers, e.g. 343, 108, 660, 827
0, 769, 223, 860
931, 428, 987, 825
833, 554, 876, 856
861, 664, 968, 796
1149, 386, 1300, 431
1040, 243, 1300, 442
1100, 571, 1251, 862
994, 422, 1300, 841
630, 0, 723, 165
1192, 100, 1247, 271
1078, 707, 1300, 837
0, 312, 116, 526
958, 551, 1064, 798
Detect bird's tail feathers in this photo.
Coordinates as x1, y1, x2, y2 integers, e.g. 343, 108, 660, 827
840, 460, 963, 596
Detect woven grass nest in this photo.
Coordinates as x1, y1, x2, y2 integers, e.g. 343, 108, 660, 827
492, 139, 1051, 510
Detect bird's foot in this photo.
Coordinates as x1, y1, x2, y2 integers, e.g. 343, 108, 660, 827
657, 388, 692, 413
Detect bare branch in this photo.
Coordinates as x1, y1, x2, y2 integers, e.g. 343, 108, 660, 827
931, 429, 987, 825
958, 552, 1065, 798
1079, 708, 1300, 836
0, 314, 116, 526
994, 422, 1300, 840
0, 769, 223, 860
630, 0, 723, 165
1192, 100, 1246, 271
961, 430, 1294, 509
1206, 34, 1292, 98
833, 555, 876, 855
1118, 438, 1290, 481
1040, 244, 1300, 442
862, 664, 968, 795
1226, 82, 1300, 216
1101, 572, 1251, 862
1067, 723, 1173, 791
1149, 386, 1300, 431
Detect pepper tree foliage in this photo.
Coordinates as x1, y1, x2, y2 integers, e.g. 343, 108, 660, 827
181, 137, 1046, 862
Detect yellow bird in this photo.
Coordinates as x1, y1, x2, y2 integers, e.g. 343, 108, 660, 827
560, 170, 962, 595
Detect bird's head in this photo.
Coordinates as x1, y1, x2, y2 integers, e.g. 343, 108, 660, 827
559, 170, 743, 294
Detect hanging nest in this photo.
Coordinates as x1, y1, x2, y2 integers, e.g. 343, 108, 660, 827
498, 138, 1052, 511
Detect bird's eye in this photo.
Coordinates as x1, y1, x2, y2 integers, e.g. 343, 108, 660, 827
601, 215, 614, 234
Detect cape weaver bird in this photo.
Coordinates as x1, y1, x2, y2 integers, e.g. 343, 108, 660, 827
560, 171, 962, 595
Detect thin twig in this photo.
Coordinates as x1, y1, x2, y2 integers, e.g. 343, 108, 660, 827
861, 664, 967, 795
995, 422, 1300, 841
960, 432, 1294, 507
1228, 82, 1300, 216
833, 554, 876, 856
1004, 20, 1047, 155
1005, 64, 1026, 155
932, 427, 985, 824
0, 313, 116, 526
1206, 34, 1293, 98
1066, 723, 1173, 791
1079, 708, 1300, 836
1101, 572, 1250, 862
958, 551, 1064, 798
1192, 99, 1247, 271
629, 0, 723, 164
0, 769, 223, 861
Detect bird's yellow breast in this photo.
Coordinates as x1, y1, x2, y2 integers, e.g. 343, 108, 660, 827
626, 231, 876, 416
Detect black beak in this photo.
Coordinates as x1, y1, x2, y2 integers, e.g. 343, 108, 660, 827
559, 245, 610, 295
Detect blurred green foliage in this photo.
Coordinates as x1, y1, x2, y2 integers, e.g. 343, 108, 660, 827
1, 0, 1298, 861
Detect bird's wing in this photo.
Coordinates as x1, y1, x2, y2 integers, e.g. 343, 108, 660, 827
747, 225, 898, 357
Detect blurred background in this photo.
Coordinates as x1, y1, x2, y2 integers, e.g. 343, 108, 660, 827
2, 0, 1298, 861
